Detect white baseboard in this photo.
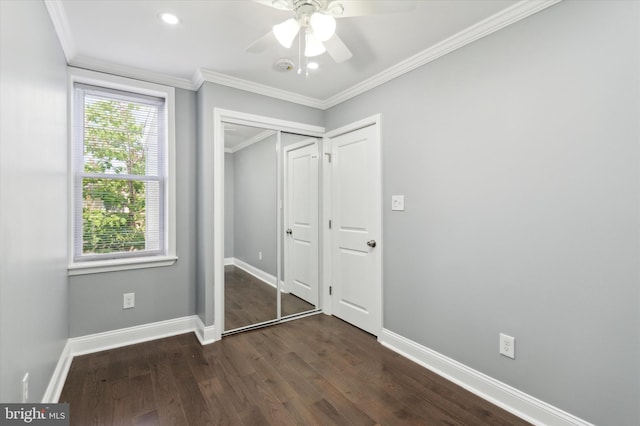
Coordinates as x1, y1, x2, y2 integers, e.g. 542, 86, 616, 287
378, 329, 594, 426
194, 316, 218, 345
68, 316, 198, 357
44, 315, 218, 403
42, 341, 72, 404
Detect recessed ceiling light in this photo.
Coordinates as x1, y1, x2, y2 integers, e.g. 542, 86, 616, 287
307, 62, 319, 70
160, 13, 179, 25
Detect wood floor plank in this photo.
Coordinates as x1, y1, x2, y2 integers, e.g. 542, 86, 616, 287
148, 361, 189, 426
280, 397, 325, 425
60, 314, 531, 426
235, 372, 297, 424
132, 410, 160, 426
128, 342, 151, 378
174, 377, 216, 426
129, 373, 154, 417
206, 354, 254, 414
198, 377, 244, 425
81, 352, 114, 426
236, 405, 270, 426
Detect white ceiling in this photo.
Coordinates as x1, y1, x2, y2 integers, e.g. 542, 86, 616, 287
48, 0, 554, 108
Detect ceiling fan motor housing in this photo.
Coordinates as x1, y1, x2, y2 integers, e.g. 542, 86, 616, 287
289, 0, 342, 20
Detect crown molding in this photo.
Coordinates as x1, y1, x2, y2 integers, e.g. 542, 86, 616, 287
69, 56, 197, 91
321, 0, 563, 109
194, 68, 326, 109
45, 0, 561, 107
44, 0, 77, 62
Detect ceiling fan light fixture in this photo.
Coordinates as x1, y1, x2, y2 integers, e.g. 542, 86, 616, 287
304, 30, 326, 57
309, 12, 336, 42
273, 18, 301, 48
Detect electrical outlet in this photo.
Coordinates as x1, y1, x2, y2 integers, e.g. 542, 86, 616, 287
123, 292, 135, 309
392, 195, 405, 211
500, 333, 515, 359
258, 251, 262, 260
22, 372, 29, 403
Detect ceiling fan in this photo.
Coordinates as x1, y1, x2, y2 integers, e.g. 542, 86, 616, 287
247, 0, 414, 64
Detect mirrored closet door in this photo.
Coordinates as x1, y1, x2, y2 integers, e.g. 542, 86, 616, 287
223, 124, 320, 334
281, 132, 319, 317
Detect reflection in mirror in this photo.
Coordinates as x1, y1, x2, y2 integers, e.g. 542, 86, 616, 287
224, 123, 278, 331
281, 133, 319, 318
223, 124, 321, 333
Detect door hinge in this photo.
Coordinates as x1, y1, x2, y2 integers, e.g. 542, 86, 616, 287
329, 286, 332, 295
329, 219, 332, 229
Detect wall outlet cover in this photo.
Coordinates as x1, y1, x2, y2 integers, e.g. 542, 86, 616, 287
500, 333, 515, 359
392, 195, 405, 211
123, 292, 135, 309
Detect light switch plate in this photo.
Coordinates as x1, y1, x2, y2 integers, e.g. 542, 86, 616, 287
392, 195, 405, 211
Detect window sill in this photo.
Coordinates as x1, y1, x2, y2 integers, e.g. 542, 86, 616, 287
68, 256, 178, 276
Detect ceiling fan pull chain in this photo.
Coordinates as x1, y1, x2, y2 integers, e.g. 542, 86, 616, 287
297, 28, 303, 75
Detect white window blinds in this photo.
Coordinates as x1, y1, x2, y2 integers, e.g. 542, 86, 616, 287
72, 83, 167, 261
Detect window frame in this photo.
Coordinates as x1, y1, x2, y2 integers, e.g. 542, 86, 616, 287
68, 68, 177, 275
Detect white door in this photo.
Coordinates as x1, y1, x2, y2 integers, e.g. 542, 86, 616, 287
284, 140, 319, 306
330, 124, 382, 336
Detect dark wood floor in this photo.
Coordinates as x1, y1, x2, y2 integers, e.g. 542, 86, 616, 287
60, 314, 530, 426
225, 265, 314, 331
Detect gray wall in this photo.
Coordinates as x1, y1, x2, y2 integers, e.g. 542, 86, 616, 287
196, 82, 323, 325
224, 153, 235, 258
69, 88, 197, 337
324, 1, 639, 425
0, 0, 69, 402
232, 135, 278, 276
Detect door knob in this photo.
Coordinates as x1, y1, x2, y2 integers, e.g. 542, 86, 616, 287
286, 229, 293, 235
367, 240, 376, 248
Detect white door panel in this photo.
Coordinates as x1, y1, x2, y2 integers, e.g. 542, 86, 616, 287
285, 140, 319, 306
331, 124, 381, 336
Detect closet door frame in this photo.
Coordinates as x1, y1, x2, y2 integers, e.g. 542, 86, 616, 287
212, 108, 325, 340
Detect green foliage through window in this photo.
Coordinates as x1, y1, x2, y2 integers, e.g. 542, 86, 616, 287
80, 93, 161, 256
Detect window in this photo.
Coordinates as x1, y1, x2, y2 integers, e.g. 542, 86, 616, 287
69, 69, 176, 275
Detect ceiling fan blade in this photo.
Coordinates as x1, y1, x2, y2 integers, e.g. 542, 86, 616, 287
334, 1, 416, 18
324, 33, 352, 63
246, 30, 277, 53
